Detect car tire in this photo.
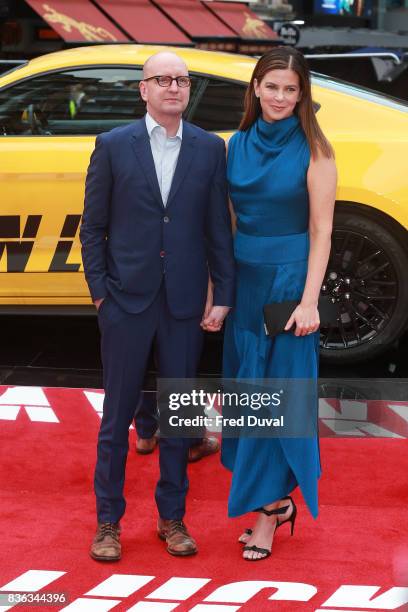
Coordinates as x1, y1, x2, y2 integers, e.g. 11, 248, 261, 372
319, 206, 408, 364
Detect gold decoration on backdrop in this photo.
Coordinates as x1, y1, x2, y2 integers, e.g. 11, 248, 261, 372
42, 3, 118, 41
242, 12, 268, 39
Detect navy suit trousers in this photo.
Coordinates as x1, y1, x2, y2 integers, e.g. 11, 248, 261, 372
95, 283, 203, 522
134, 391, 158, 440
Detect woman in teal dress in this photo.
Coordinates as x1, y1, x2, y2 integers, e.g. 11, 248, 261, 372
219, 48, 337, 560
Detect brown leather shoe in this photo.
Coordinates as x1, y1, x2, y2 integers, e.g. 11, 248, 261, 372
188, 436, 220, 463
136, 434, 158, 455
157, 519, 197, 556
90, 522, 121, 561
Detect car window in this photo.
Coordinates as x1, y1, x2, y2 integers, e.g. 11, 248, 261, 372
189, 78, 246, 131
311, 72, 408, 112
0, 67, 147, 136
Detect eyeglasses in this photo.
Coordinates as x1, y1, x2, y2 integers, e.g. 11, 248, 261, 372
143, 75, 191, 88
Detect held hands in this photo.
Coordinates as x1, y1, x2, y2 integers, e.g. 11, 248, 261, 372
201, 306, 230, 332
284, 302, 320, 337
200, 278, 230, 331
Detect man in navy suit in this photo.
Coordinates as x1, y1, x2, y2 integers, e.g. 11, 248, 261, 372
80, 51, 235, 560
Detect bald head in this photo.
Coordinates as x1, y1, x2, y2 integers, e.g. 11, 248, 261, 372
143, 51, 188, 79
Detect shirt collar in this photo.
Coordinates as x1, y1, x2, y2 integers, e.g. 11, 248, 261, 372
145, 112, 183, 140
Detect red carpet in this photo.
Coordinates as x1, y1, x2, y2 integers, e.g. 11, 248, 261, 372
0, 385, 407, 612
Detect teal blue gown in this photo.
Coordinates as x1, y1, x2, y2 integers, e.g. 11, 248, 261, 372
222, 114, 321, 519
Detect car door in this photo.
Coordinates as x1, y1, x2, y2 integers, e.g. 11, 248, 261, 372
0, 65, 144, 306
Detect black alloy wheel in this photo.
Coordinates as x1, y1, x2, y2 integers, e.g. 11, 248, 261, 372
319, 207, 408, 364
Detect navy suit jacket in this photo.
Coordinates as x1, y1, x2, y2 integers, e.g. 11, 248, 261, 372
80, 117, 235, 318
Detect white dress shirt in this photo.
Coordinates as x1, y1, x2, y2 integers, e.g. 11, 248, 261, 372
145, 112, 183, 207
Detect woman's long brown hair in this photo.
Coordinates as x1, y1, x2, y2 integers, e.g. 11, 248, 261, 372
239, 47, 334, 159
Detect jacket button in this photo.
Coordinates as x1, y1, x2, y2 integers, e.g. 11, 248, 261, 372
163, 216, 170, 223
160, 250, 165, 257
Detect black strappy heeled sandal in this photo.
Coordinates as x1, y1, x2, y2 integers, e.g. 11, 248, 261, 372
238, 496, 297, 544
242, 504, 290, 561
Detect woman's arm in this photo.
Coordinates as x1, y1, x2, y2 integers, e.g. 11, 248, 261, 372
284, 151, 337, 336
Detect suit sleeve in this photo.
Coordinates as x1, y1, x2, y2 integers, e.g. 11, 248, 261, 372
79, 134, 112, 302
205, 138, 236, 307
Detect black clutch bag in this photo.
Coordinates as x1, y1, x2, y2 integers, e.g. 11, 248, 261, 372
263, 296, 338, 337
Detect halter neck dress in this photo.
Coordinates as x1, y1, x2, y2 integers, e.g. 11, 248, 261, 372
222, 114, 321, 519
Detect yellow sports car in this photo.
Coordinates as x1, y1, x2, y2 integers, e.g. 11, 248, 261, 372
0, 45, 407, 363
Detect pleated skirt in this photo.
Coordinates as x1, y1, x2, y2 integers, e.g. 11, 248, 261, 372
222, 230, 321, 518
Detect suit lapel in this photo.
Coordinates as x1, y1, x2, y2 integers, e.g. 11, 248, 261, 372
166, 121, 197, 208
130, 119, 164, 209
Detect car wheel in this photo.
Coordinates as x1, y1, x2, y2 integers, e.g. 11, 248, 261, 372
319, 207, 408, 364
